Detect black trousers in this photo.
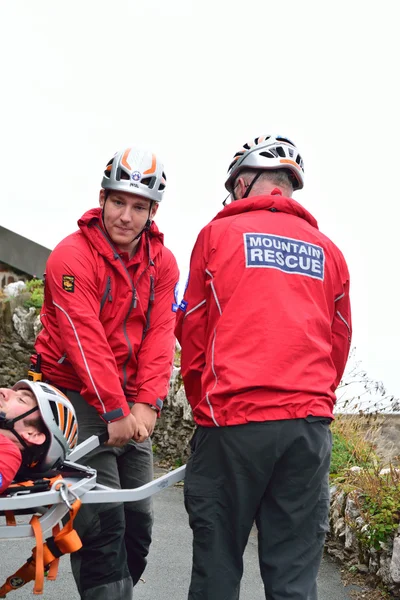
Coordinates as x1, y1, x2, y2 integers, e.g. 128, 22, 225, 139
65, 391, 153, 600
184, 418, 332, 600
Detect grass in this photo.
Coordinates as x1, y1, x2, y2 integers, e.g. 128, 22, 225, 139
331, 413, 400, 552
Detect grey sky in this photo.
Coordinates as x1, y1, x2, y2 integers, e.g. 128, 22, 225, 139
1, 0, 399, 397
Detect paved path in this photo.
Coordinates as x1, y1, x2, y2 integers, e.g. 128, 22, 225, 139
0, 478, 365, 599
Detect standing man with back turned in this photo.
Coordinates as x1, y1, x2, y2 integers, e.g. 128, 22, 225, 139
176, 135, 351, 600
33, 147, 179, 600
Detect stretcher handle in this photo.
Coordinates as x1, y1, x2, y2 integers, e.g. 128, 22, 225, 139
98, 431, 109, 445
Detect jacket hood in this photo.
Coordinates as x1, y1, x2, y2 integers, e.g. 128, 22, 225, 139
77, 207, 165, 260
212, 192, 319, 230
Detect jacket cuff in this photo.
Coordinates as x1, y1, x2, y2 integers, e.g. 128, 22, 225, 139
135, 395, 164, 415
101, 402, 131, 423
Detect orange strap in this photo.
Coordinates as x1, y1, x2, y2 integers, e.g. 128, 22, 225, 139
54, 498, 82, 554
4, 512, 16, 526
7, 474, 63, 490
30, 516, 44, 595
46, 523, 61, 581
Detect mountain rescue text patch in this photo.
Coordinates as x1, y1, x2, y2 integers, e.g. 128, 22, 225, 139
62, 275, 75, 292
244, 233, 325, 281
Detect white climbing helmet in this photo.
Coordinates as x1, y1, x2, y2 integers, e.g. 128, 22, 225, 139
225, 135, 304, 193
101, 147, 167, 203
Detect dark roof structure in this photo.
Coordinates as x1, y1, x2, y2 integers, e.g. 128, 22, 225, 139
0, 225, 51, 279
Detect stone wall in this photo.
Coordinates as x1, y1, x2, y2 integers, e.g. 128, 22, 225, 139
152, 368, 195, 464
0, 301, 35, 386
329, 480, 400, 595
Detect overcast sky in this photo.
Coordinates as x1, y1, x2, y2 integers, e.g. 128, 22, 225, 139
1, 1, 399, 398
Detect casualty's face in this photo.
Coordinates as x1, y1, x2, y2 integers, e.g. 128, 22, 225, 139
0, 387, 37, 421
0, 387, 42, 449
99, 191, 158, 255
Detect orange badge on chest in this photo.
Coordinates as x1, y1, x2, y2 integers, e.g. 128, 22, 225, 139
62, 275, 75, 293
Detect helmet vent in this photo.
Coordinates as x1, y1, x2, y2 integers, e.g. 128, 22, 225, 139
40, 384, 56, 395
296, 155, 302, 166
50, 401, 58, 423
289, 148, 294, 157
276, 146, 286, 157
141, 177, 155, 189
260, 151, 276, 159
104, 159, 114, 177
158, 172, 167, 191
120, 170, 130, 181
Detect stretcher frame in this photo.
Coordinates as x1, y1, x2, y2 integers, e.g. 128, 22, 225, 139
0, 434, 186, 540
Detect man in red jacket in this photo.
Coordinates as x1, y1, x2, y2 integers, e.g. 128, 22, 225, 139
176, 135, 351, 600
34, 147, 179, 600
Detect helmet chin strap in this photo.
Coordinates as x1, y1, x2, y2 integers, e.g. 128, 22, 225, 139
241, 171, 262, 199
0, 406, 39, 453
227, 171, 262, 204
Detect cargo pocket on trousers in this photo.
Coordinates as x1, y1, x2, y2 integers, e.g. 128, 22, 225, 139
184, 463, 220, 536
315, 493, 330, 534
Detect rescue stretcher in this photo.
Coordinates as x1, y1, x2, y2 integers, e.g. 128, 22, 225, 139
0, 432, 186, 596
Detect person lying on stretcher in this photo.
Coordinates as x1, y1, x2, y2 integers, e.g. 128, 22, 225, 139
0, 380, 78, 493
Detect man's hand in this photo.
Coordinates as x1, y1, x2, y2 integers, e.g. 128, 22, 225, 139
130, 403, 157, 443
106, 413, 138, 447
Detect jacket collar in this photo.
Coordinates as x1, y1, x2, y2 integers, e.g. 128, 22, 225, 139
213, 190, 319, 230
77, 208, 165, 263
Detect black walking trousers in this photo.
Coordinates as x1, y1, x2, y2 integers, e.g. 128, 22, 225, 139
184, 418, 332, 600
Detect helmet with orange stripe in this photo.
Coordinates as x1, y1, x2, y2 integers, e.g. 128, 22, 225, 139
12, 380, 78, 471
224, 135, 304, 195
101, 147, 166, 203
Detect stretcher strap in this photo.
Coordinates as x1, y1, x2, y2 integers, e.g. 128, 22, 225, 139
46, 523, 61, 581
31, 515, 44, 594
0, 497, 82, 596
4, 512, 16, 526
5, 474, 63, 496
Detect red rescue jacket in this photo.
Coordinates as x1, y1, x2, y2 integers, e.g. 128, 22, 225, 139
0, 436, 22, 492
34, 208, 179, 422
175, 192, 351, 427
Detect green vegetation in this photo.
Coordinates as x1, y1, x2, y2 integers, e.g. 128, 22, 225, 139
23, 278, 44, 310
357, 471, 400, 550
331, 413, 400, 552
330, 414, 377, 476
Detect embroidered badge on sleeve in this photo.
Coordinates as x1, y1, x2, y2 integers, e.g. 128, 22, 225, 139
62, 275, 75, 292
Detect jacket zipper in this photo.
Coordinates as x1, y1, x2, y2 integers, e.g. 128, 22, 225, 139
94, 224, 154, 391
142, 275, 155, 340
100, 276, 112, 312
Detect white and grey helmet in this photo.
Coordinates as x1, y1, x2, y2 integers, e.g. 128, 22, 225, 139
101, 147, 167, 203
12, 380, 78, 471
225, 135, 304, 193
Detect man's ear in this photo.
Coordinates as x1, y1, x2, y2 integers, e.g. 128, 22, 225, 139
236, 177, 247, 200
99, 189, 106, 208
150, 203, 159, 219
20, 430, 46, 446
